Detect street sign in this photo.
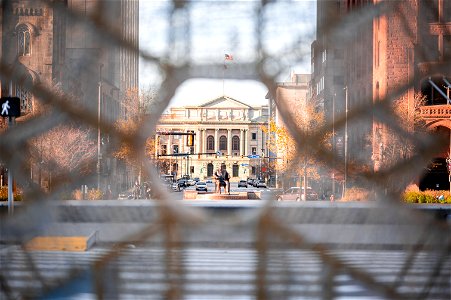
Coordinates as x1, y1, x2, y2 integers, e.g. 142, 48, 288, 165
247, 155, 260, 159
216, 151, 222, 156
241, 163, 249, 167
0, 97, 21, 117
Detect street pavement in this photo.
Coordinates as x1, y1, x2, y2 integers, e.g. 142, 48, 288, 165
1, 245, 449, 299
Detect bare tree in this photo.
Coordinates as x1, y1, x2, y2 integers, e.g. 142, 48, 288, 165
29, 125, 96, 192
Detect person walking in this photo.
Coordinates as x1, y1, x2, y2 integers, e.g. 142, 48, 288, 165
222, 168, 231, 194
214, 168, 223, 194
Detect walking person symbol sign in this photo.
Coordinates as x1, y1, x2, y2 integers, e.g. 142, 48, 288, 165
0, 97, 21, 117
1, 100, 9, 115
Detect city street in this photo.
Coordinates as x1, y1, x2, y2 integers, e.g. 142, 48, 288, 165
170, 181, 280, 200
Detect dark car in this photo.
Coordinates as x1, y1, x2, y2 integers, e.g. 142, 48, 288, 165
238, 180, 248, 188
195, 181, 208, 192
177, 179, 188, 188
277, 187, 318, 201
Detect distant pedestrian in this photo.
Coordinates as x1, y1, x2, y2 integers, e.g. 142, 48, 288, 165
330, 194, 334, 202
222, 168, 231, 194
214, 168, 223, 194
105, 186, 112, 199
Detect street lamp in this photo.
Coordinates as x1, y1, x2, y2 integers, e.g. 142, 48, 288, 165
344, 86, 348, 197
97, 64, 103, 190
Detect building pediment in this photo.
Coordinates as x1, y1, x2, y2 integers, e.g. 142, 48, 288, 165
199, 96, 253, 109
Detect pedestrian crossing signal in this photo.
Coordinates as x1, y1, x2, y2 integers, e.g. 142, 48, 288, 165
0, 97, 21, 117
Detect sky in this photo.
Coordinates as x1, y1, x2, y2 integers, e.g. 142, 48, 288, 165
139, 0, 316, 108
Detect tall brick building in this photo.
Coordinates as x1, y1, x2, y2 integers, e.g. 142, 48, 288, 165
312, 0, 451, 182
0, 0, 139, 193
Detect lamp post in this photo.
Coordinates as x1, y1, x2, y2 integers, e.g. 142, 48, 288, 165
344, 86, 348, 197
97, 64, 103, 190
8, 80, 14, 214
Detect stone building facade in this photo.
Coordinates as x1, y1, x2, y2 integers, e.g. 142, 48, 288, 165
313, 0, 451, 175
156, 96, 269, 181
0, 0, 139, 193
267, 73, 311, 187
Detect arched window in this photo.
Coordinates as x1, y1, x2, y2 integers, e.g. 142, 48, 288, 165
207, 163, 214, 177
232, 135, 240, 151
232, 164, 239, 177
15, 84, 32, 113
207, 135, 214, 151
17, 24, 31, 56
219, 135, 227, 151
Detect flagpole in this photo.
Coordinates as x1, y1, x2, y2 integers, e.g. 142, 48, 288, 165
223, 56, 225, 96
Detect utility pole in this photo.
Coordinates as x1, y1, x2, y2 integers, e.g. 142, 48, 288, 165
332, 93, 336, 198
97, 64, 103, 190
344, 86, 348, 197
8, 80, 14, 214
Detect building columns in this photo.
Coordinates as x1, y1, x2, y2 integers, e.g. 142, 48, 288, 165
240, 129, 244, 156
202, 129, 206, 153
227, 129, 232, 156
244, 129, 248, 156
215, 129, 219, 153
196, 129, 201, 154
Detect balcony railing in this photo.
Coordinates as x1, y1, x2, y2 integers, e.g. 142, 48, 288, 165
419, 104, 451, 119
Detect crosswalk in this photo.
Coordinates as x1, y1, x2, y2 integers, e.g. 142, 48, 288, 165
1, 246, 449, 299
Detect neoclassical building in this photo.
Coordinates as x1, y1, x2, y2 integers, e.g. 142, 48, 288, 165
156, 96, 269, 180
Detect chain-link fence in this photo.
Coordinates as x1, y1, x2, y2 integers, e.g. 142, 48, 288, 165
1, 0, 450, 299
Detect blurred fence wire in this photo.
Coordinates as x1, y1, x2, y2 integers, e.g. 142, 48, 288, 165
1, 0, 450, 299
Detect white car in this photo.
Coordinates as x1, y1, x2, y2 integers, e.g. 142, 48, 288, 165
195, 181, 208, 192
256, 180, 267, 188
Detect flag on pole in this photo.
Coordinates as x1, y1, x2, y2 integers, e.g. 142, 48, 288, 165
225, 54, 233, 60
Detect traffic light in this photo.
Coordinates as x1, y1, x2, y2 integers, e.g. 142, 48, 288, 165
226, 154, 229, 159
241, 155, 244, 158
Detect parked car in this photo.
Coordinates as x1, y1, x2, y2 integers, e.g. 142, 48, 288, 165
277, 187, 318, 201
195, 181, 208, 192
193, 177, 200, 183
206, 179, 213, 183
256, 180, 267, 188
118, 188, 134, 200
172, 183, 181, 192
247, 178, 254, 185
177, 179, 188, 188
238, 180, 248, 188
187, 179, 195, 186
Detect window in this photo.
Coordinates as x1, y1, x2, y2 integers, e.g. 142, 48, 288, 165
173, 144, 179, 154
161, 144, 167, 155
17, 24, 31, 56
334, 76, 344, 85
207, 163, 214, 177
232, 135, 240, 151
252, 147, 257, 155
334, 49, 343, 59
251, 132, 257, 140
219, 135, 227, 151
444, 35, 451, 61
232, 164, 239, 177
207, 135, 214, 151
15, 84, 32, 113
421, 0, 438, 23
